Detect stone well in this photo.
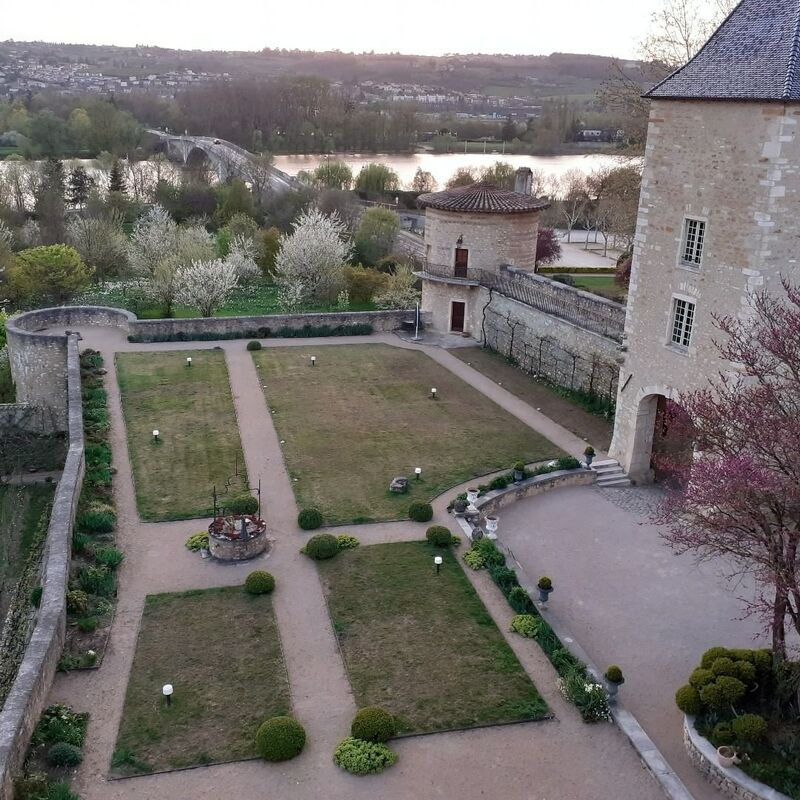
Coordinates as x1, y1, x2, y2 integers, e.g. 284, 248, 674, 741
208, 514, 269, 561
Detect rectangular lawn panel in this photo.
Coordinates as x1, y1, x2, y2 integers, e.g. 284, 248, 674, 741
253, 344, 563, 524
117, 350, 248, 520
319, 541, 547, 733
112, 587, 290, 776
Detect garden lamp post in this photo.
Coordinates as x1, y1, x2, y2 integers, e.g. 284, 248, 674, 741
311, 356, 316, 367
430, 387, 437, 400
434, 555, 443, 575
415, 467, 422, 480
186, 356, 192, 367
162, 683, 173, 707
152, 429, 160, 443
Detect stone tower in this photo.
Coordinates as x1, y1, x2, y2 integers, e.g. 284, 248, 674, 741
609, 0, 800, 482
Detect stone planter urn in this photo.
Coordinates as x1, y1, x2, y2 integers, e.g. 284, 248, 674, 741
453, 498, 468, 514
717, 746, 740, 769
584, 447, 595, 468
537, 577, 553, 605
538, 587, 553, 603
466, 488, 479, 505
513, 463, 526, 482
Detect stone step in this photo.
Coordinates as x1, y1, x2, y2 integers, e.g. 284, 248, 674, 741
597, 476, 632, 488
592, 462, 624, 474
590, 459, 619, 468
590, 458, 631, 488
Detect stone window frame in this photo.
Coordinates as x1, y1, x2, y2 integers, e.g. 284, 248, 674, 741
667, 294, 696, 351
678, 216, 706, 269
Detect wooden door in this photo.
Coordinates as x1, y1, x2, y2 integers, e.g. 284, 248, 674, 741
450, 301, 466, 333
454, 247, 469, 278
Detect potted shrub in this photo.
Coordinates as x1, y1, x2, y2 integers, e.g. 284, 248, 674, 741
584, 446, 596, 467
537, 576, 553, 604
513, 461, 526, 482
604, 665, 624, 699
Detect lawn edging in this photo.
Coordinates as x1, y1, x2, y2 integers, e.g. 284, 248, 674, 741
454, 472, 694, 800
0, 334, 85, 800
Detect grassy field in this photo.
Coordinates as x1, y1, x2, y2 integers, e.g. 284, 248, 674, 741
75, 283, 376, 320
112, 587, 290, 776
0, 484, 53, 621
116, 350, 248, 520
319, 542, 547, 733
570, 274, 625, 302
450, 347, 614, 449
253, 344, 562, 524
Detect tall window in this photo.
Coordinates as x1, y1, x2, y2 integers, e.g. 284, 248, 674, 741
681, 218, 705, 267
671, 298, 695, 348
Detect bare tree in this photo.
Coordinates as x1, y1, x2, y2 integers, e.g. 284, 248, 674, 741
242, 153, 275, 201
555, 170, 589, 243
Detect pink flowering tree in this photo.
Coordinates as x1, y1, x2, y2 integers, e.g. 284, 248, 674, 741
655, 281, 800, 659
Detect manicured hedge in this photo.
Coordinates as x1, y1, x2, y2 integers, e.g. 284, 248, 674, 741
128, 322, 375, 344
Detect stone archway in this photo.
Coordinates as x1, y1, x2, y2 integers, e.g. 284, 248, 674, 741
626, 385, 677, 484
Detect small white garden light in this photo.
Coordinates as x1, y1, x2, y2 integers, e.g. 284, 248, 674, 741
311, 356, 316, 366
152, 429, 160, 443
434, 555, 443, 575
186, 356, 192, 367
162, 683, 173, 707
414, 467, 422, 480
430, 387, 437, 400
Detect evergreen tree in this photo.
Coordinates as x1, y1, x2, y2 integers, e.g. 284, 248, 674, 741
35, 158, 66, 244
108, 160, 127, 195
67, 166, 94, 207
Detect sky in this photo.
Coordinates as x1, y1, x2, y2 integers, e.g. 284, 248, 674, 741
3, 0, 665, 59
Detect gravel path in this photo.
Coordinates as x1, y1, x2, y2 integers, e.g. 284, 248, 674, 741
47, 327, 664, 800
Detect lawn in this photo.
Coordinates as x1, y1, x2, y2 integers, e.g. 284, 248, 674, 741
319, 541, 547, 733
253, 344, 563, 524
116, 350, 248, 520
450, 346, 613, 449
570, 274, 625, 302
0, 484, 53, 622
112, 587, 290, 776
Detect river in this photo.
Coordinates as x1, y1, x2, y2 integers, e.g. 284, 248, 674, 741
274, 152, 623, 189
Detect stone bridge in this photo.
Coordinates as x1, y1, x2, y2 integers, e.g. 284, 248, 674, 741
147, 130, 304, 194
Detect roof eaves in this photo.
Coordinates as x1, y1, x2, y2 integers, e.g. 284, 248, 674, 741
783, 1, 800, 100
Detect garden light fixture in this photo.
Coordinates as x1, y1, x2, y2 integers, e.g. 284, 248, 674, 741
152, 429, 160, 443
415, 467, 422, 479
430, 387, 437, 400
434, 555, 443, 575
162, 683, 173, 707
311, 356, 316, 366
186, 357, 192, 367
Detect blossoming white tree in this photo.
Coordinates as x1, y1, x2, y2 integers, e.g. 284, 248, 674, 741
374, 264, 420, 310
225, 234, 260, 284
274, 208, 351, 310
175, 258, 239, 317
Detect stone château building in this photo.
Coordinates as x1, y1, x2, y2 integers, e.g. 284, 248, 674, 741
609, 0, 800, 481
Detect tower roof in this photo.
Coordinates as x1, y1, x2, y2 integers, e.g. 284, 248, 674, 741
646, 0, 800, 101
417, 182, 549, 214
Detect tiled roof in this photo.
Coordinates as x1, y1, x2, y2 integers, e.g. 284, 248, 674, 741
647, 0, 800, 101
418, 182, 549, 214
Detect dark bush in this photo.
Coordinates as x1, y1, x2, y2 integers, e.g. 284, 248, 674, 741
711, 721, 735, 747
244, 571, 275, 595
700, 676, 746, 710
508, 586, 532, 613
66, 590, 89, 615
226, 494, 259, 515
675, 684, 704, 715
732, 713, 768, 744
255, 716, 306, 761
555, 456, 582, 471
298, 507, 323, 529
425, 525, 452, 547
408, 502, 433, 522
47, 742, 83, 767
689, 668, 715, 688
710, 657, 737, 678
351, 706, 396, 742
77, 616, 98, 633
94, 547, 124, 569
29, 586, 42, 607
605, 665, 624, 684
700, 646, 730, 669
78, 565, 115, 596
304, 534, 339, 560
77, 510, 116, 534
246, 340, 262, 351
488, 475, 510, 491
489, 565, 519, 592
473, 537, 506, 568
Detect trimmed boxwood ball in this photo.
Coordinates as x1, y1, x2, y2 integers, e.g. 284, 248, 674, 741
255, 716, 306, 761
47, 742, 83, 767
246, 340, 262, 351
675, 684, 704, 715
351, 706, 396, 743
732, 713, 768, 743
711, 722, 735, 747
408, 502, 433, 522
298, 508, 323, 530
244, 571, 275, 595
700, 646, 730, 669
699, 676, 746, 710
305, 534, 339, 560
689, 668, 715, 688
425, 525, 452, 547
227, 494, 259, 515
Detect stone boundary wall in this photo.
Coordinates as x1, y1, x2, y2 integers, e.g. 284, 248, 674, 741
0, 334, 85, 800
0, 404, 42, 434
683, 716, 789, 800
479, 287, 621, 404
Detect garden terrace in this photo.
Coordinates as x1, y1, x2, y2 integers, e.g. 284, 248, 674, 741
116, 350, 248, 521
318, 541, 547, 733
112, 587, 290, 776
253, 344, 563, 524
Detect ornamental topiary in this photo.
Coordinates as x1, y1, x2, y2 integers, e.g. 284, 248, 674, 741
425, 525, 452, 547
304, 534, 339, 560
298, 508, 323, 530
699, 676, 746, 710
605, 665, 624, 685
246, 340, 262, 351
47, 742, 83, 767
700, 646, 730, 669
732, 660, 757, 685
732, 713, 768, 744
711, 722, 735, 747
227, 495, 259, 515
675, 684, 704, 715
244, 571, 275, 595
710, 657, 737, 678
408, 502, 433, 522
351, 706, 396, 743
689, 668, 715, 688
255, 716, 306, 761
333, 736, 397, 775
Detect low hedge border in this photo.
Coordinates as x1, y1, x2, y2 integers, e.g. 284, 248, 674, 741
128, 322, 374, 344
536, 266, 617, 275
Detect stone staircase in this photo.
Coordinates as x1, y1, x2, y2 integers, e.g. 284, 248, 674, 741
590, 458, 631, 488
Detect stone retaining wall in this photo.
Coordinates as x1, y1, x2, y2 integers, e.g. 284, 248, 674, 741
683, 716, 790, 800
0, 334, 85, 800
